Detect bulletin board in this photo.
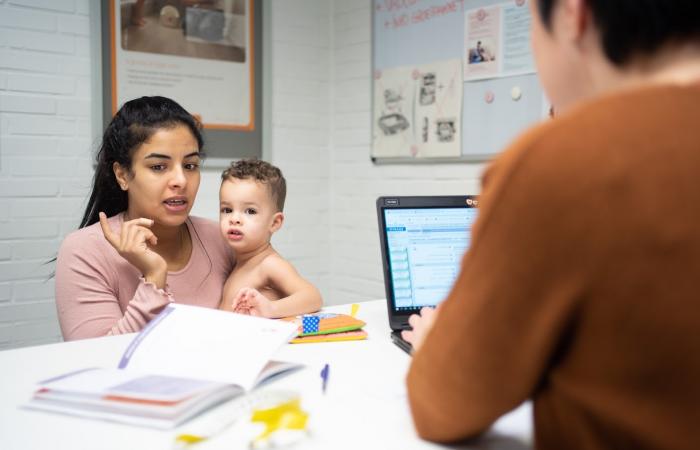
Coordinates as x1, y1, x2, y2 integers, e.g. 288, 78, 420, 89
372, 0, 547, 163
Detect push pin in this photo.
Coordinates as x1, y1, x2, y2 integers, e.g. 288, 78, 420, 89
511, 86, 522, 101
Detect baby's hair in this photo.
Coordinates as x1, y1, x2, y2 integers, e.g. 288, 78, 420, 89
221, 159, 287, 212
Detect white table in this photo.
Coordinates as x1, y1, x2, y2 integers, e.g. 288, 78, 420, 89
0, 300, 532, 450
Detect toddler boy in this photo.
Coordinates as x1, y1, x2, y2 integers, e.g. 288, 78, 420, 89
218, 159, 322, 318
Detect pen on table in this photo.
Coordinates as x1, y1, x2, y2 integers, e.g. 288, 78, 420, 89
320, 363, 330, 395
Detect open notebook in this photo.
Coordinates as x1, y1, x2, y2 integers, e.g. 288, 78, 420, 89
24, 304, 300, 429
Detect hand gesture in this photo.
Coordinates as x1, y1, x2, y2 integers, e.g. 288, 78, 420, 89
231, 288, 275, 318
99, 212, 167, 288
401, 306, 440, 352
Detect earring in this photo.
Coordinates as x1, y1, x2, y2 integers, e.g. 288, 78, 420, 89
120, 183, 127, 191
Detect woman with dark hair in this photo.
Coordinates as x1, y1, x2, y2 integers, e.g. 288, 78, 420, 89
55, 96, 234, 340
404, 0, 700, 448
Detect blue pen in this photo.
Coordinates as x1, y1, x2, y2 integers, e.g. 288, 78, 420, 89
320, 363, 330, 394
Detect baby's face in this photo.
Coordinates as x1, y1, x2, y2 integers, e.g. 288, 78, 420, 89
219, 179, 281, 251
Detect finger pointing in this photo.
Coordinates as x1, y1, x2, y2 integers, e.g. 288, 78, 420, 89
98, 212, 119, 247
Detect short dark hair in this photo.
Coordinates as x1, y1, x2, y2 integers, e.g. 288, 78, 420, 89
79, 96, 203, 228
221, 159, 287, 212
536, 0, 700, 65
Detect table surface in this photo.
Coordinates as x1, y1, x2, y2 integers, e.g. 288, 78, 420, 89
0, 300, 532, 450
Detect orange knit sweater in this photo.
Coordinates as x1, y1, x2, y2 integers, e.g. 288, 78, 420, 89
407, 83, 700, 450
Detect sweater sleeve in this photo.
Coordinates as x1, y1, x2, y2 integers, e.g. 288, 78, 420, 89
55, 231, 173, 340
406, 132, 589, 443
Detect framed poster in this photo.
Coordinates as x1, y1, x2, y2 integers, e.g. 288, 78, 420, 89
100, 0, 263, 161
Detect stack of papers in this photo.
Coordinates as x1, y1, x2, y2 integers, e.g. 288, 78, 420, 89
30, 368, 242, 429
24, 304, 300, 428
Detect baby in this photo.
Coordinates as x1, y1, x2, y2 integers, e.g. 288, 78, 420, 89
218, 159, 322, 318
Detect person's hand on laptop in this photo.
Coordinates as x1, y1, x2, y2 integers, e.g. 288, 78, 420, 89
402, 306, 440, 352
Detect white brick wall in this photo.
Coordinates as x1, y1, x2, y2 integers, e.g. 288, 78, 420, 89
0, 0, 92, 349
268, 0, 332, 299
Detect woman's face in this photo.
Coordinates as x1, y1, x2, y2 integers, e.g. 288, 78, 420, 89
116, 124, 201, 228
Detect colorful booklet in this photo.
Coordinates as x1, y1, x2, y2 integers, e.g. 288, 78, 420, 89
282, 313, 368, 343
291, 329, 368, 344
24, 304, 300, 429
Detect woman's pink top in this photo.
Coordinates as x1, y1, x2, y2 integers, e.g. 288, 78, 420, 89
55, 214, 235, 340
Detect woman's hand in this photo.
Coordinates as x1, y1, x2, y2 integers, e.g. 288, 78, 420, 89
401, 306, 440, 352
99, 212, 167, 289
230, 288, 275, 318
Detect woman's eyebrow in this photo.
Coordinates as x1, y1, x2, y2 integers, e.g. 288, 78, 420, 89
143, 151, 200, 159
144, 153, 171, 159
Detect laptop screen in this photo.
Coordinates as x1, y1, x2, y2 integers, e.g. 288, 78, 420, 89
383, 207, 478, 311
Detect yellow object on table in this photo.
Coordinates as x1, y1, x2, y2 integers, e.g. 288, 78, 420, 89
250, 397, 309, 448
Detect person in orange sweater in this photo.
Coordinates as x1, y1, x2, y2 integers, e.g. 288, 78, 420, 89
403, 1, 700, 449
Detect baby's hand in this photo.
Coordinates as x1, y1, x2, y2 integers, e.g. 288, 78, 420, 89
231, 288, 276, 318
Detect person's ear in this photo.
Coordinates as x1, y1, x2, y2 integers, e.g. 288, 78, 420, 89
552, 0, 589, 44
566, 0, 593, 39
269, 212, 284, 233
113, 162, 130, 191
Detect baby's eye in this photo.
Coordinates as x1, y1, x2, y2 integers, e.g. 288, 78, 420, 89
150, 164, 166, 172
220, 207, 232, 214
245, 208, 257, 215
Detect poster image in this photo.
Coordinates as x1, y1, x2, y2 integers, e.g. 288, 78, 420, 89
112, 0, 254, 129
464, 6, 500, 80
464, 1, 535, 81
467, 38, 497, 65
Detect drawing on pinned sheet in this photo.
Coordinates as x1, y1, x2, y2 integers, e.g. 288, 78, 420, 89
372, 60, 461, 159
372, 64, 416, 158
378, 88, 410, 136
378, 113, 410, 136
419, 73, 436, 106
436, 119, 456, 143
413, 59, 462, 157
384, 88, 403, 111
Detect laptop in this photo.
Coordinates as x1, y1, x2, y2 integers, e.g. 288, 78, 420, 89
376, 195, 479, 355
